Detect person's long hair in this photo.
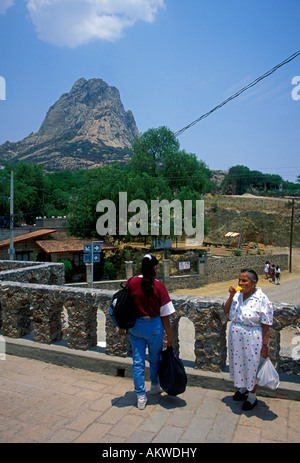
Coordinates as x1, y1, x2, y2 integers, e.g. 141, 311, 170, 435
141, 258, 156, 296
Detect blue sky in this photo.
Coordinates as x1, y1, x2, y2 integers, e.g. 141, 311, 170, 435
0, 0, 299, 182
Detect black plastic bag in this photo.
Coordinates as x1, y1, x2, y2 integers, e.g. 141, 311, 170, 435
159, 346, 187, 396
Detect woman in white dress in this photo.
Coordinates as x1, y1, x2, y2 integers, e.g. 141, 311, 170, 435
223, 269, 273, 411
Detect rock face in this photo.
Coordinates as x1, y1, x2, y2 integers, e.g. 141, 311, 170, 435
0, 78, 140, 172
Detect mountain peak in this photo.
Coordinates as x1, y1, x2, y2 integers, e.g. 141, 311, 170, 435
72, 77, 87, 89
0, 78, 140, 172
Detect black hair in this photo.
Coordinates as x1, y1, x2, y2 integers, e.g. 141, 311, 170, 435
141, 255, 159, 296
240, 268, 258, 284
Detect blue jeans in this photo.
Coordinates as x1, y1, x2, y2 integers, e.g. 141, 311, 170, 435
129, 317, 164, 395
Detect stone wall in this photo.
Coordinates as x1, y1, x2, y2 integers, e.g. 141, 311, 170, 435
0, 260, 65, 286
205, 254, 289, 282
165, 254, 288, 292
0, 273, 299, 374
204, 253, 288, 284
76, 253, 289, 293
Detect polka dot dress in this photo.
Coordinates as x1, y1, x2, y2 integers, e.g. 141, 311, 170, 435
228, 288, 273, 391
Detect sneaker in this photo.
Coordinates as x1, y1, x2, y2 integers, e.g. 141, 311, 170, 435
150, 384, 162, 395
137, 394, 147, 410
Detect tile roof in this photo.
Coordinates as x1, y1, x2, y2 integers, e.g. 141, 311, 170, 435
0, 229, 57, 249
36, 232, 114, 254
0, 230, 114, 253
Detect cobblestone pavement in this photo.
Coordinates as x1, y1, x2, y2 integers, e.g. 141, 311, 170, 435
0, 355, 299, 444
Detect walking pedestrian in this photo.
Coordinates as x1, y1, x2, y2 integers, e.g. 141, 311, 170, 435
275, 265, 281, 285
270, 264, 276, 284
127, 254, 174, 410
264, 261, 270, 279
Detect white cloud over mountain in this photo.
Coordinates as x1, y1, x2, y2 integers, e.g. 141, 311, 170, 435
25, 0, 165, 47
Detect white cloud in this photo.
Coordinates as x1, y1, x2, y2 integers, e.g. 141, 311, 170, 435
0, 0, 14, 14
25, 0, 165, 47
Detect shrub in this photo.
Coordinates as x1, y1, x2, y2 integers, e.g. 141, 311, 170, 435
104, 261, 118, 279
60, 259, 72, 278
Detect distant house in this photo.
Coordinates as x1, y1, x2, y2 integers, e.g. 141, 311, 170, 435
0, 230, 115, 280
0, 229, 57, 261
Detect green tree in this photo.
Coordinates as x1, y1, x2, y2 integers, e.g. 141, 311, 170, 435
68, 127, 213, 239
44, 170, 87, 216
221, 165, 251, 195
129, 126, 180, 177
129, 126, 212, 194
0, 162, 48, 224
67, 163, 128, 238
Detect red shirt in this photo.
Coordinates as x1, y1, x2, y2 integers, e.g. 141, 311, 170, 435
127, 276, 172, 318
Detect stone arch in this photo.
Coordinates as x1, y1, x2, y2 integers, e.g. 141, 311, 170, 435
97, 308, 106, 349
178, 316, 196, 365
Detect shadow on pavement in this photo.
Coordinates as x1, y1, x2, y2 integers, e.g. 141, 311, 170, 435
222, 395, 278, 421
112, 390, 187, 410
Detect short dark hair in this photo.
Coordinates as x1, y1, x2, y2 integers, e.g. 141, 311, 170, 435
240, 268, 258, 283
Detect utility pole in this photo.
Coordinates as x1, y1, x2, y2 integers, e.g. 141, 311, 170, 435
9, 171, 14, 261
289, 198, 295, 273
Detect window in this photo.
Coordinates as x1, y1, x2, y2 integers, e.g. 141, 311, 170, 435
16, 252, 31, 261
73, 253, 84, 267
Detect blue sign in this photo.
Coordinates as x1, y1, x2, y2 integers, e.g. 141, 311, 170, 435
83, 242, 101, 264
84, 243, 92, 253
93, 242, 101, 253
84, 254, 92, 263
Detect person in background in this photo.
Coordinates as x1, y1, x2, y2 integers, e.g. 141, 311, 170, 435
127, 254, 174, 410
223, 269, 273, 411
270, 264, 276, 284
264, 261, 270, 279
275, 265, 281, 285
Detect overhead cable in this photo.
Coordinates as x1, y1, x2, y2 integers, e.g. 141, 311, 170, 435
174, 50, 300, 138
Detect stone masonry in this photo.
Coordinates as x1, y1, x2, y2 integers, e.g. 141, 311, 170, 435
0, 260, 299, 374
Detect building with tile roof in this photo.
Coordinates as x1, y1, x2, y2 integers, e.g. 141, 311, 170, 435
0, 229, 115, 281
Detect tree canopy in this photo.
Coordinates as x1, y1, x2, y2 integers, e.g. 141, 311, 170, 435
220, 164, 299, 196
0, 127, 298, 239
67, 126, 213, 238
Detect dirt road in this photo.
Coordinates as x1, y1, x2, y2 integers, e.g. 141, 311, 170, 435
171, 247, 300, 357
171, 247, 300, 305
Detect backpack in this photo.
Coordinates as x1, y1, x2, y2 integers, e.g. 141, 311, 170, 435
109, 278, 137, 330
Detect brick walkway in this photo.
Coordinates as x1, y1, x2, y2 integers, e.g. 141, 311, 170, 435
0, 355, 299, 443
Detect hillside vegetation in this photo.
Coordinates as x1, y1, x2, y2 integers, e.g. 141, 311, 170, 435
0, 126, 299, 248
204, 194, 300, 247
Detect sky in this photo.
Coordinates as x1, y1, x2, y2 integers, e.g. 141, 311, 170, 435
0, 0, 300, 183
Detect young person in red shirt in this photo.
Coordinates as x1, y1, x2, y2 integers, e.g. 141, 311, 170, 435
127, 254, 174, 409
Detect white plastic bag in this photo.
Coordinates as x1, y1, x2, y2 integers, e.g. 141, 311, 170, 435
256, 357, 280, 390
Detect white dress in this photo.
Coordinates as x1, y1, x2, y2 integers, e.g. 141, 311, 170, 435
228, 287, 273, 391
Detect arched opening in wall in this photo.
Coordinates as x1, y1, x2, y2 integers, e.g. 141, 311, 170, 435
280, 325, 300, 359
225, 321, 231, 367
97, 309, 106, 351
61, 305, 68, 344
178, 316, 195, 367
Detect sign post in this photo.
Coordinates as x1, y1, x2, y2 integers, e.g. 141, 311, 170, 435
83, 241, 102, 288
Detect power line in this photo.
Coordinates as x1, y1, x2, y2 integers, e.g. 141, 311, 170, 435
174, 50, 300, 138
